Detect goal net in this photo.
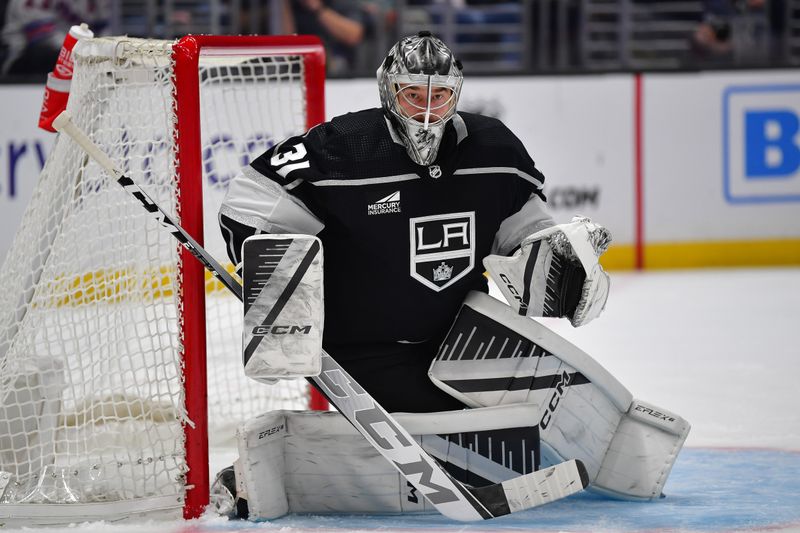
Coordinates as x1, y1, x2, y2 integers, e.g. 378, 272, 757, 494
0, 35, 326, 524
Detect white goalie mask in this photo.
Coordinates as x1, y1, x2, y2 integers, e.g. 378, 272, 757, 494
377, 32, 463, 166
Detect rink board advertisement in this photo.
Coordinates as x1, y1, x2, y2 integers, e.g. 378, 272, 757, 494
1, 71, 799, 269
0, 85, 55, 266
642, 71, 800, 268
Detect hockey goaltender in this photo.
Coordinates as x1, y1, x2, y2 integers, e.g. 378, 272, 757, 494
212, 32, 690, 520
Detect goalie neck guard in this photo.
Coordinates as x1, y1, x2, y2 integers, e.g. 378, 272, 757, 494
377, 31, 463, 166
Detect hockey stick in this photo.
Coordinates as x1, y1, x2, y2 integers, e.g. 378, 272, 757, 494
53, 111, 588, 521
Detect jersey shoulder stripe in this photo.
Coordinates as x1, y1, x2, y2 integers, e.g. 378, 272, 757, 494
454, 167, 544, 189
313, 173, 421, 187
455, 112, 546, 190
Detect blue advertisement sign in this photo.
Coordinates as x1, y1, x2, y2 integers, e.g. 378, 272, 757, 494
723, 85, 800, 203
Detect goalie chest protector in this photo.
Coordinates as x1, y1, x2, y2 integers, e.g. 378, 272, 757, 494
247, 109, 546, 346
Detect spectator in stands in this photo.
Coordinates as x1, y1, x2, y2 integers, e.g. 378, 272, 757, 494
0, 0, 108, 76
400, 0, 527, 70
357, 0, 397, 48
285, 0, 375, 75
690, 8, 734, 63
690, 0, 784, 65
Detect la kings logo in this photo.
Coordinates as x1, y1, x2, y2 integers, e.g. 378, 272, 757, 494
368, 191, 401, 216
409, 212, 475, 292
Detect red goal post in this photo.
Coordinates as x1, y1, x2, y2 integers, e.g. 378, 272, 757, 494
173, 35, 328, 519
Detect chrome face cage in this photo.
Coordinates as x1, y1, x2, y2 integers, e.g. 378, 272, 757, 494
388, 74, 462, 129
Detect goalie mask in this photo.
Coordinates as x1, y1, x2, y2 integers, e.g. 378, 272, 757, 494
377, 32, 463, 166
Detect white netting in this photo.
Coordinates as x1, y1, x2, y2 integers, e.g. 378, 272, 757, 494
199, 46, 312, 430
0, 37, 314, 512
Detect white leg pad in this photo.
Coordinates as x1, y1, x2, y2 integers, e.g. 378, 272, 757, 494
592, 399, 690, 500
234, 404, 540, 518
428, 291, 690, 501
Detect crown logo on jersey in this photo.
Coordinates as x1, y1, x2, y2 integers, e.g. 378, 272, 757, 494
410, 212, 474, 292
428, 165, 442, 178
432, 261, 453, 281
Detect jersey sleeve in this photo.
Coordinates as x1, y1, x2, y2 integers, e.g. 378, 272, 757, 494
490, 127, 556, 256
218, 132, 325, 265
491, 193, 555, 255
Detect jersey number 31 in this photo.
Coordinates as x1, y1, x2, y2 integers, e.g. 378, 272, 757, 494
270, 142, 310, 178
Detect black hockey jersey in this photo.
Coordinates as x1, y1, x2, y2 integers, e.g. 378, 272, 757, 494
220, 108, 553, 350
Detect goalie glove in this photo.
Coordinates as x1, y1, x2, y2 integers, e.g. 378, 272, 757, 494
483, 216, 611, 327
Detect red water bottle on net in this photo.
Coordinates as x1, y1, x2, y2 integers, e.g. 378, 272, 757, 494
38, 73, 72, 132
38, 23, 94, 132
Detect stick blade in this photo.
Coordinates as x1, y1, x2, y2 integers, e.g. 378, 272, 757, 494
468, 459, 589, 517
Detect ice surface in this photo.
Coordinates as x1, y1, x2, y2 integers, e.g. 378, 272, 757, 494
4, 267, 799, 532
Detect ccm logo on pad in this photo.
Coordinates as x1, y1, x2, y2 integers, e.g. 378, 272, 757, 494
252, 325, 312, 335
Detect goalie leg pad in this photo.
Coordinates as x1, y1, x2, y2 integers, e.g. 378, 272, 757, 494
231, 404, 542, 519
593, 399, 690, 500
428, 291, 690, 500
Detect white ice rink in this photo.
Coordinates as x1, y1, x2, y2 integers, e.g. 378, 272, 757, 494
6, 267, 800, 532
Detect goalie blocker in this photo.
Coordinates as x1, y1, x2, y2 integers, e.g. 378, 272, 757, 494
429, 291, 690, 500
241, 235, 323, 381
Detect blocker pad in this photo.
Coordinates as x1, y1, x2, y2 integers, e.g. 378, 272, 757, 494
241, 234, 323, 381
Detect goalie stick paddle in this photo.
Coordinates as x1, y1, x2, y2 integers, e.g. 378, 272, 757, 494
53, 111, 589, 521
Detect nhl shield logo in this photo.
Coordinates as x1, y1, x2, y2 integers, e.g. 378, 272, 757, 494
409, 212, 475, 292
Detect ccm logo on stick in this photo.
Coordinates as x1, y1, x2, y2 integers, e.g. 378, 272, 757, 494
252, 325, 312, 335
318, 360, 462, 505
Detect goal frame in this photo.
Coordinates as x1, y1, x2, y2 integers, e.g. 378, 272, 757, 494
172, 34, 326, 519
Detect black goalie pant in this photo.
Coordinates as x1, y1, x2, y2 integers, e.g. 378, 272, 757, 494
320, 339, 465, 413
317, 337, 542, 487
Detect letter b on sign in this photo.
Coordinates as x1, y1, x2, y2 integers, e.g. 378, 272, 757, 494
745, 111, 800, 178
723, 85, 800, 203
